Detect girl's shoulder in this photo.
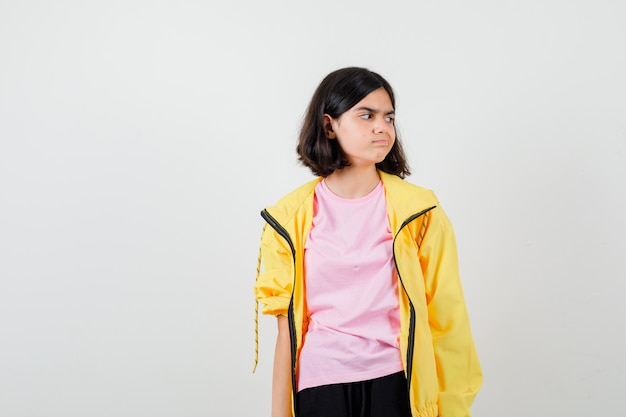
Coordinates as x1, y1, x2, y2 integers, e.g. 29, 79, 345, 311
380, 172, 439, 208
262, 177, 322, 224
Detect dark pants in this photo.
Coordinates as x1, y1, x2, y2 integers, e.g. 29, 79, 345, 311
296, 371, 412, 417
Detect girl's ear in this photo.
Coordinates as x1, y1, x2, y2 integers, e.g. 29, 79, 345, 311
323, 114, 336, 139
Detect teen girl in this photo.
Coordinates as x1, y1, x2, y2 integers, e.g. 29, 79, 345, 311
254, 67, 482, 417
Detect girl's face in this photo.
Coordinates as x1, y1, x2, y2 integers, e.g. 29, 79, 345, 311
325, 88, 396, 169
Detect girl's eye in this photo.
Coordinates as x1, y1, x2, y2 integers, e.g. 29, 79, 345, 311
360, 114, 373, 120
385, 116, 395, 123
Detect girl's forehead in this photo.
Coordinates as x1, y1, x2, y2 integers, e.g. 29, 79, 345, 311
350, 88, 394, 111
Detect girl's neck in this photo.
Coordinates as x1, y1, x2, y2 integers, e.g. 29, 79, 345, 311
324, 166, 380, 199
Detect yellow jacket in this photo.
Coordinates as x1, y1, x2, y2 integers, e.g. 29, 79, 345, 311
254, 171, 482, 417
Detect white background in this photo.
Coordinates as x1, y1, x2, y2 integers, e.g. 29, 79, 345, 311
1, 1, 625, 416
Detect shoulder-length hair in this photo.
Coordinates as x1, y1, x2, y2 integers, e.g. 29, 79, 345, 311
296, 67, 410, 178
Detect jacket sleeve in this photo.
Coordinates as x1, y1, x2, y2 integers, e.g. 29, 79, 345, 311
254, 222, 293, 317
419, 207, 482, 417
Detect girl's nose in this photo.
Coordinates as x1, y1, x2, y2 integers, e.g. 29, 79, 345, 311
374, 116, 391, 134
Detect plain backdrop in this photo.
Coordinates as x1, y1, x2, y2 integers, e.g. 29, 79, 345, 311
1, 1, 625, 416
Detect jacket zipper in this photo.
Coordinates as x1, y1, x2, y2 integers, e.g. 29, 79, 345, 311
260, 209, 299, 414
393, 206, 437, 400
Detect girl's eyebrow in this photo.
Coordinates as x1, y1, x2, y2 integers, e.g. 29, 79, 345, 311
353, 106, 395, 115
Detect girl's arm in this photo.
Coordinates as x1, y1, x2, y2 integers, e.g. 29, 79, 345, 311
420, 208, 482, 416
272, 315, 292, 417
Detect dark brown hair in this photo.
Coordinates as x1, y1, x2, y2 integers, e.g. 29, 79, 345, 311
297, 67, 410, 178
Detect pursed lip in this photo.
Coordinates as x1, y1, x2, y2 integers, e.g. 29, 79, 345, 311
372, 138, 390, 146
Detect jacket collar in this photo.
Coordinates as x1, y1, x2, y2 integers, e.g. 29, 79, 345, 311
265, 171, 438, 226
379, 171, 438, 222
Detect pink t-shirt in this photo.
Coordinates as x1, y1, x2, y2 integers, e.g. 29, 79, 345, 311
297, 179, 403, 392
